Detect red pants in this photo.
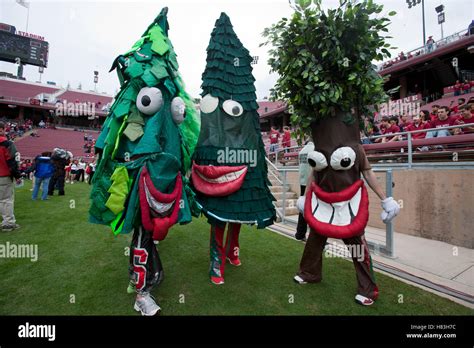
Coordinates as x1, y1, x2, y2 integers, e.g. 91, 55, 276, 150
209, 223, 241, 279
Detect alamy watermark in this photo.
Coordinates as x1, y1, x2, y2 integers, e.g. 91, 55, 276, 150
0, 242, 38, 262
217, 147, 257, 167
324, 241, 365, 262
379, 99, 421, 118
55, 100, 96, 119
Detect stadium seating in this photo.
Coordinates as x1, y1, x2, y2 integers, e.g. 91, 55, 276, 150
0, 78, 60, 101
422, 91, 474, 112
15, 128, 98, 161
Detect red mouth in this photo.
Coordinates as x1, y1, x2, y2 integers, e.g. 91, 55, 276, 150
192, 162, 247, 197
304, 179, 369, 239
139, 166, 182, 241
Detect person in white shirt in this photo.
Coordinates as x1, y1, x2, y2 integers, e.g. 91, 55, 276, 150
70, 160, 79, 183
77, 159, 86, 182
295, 140, 314, 241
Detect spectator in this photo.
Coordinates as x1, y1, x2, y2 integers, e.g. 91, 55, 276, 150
76, 158, 86, 182
426, 36, 435, 52
38, 120, 46, 128
406, 114, 430, 139
87, 161, 96, 185
454, 104, 474, 134
399, 114, 411, 131
380, 116, 400, 143
295, 141, 314, 241
430, 105, 440, 121
282, 126, 291, 152
426, 106, 456, 138
0, 122, 21, 231
468, 20, 474, 35
65, 160, 72, 184
269, 126, 280, 154
450, 98, 465, 114
31, 152, 54, 201
463, 79, 472, 94
454, 80, 462, 96
70, 160, 79, 184
48, 148, 69, 196
420, 110, 431, 123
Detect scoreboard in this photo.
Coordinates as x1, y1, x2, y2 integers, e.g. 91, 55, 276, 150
0, 27, 49, 68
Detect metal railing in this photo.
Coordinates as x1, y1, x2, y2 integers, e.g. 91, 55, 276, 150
377, 28, 470, 71
364, 122, 474, 169
266, 123, 474, 169
267, 145, 303, 166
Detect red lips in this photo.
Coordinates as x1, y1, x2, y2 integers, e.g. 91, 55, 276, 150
192, 162, 247, 197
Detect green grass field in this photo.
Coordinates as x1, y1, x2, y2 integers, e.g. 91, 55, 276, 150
0, 180, 471, 316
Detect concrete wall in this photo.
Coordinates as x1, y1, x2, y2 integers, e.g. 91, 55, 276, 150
281, 169, 474, 248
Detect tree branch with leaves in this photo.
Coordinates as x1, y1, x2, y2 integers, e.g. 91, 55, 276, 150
262, 0, 396, 140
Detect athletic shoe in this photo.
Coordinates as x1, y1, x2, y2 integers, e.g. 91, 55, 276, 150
134, 293, 161, 316
126, 281, 136, 294
226, 257, 241, 266
293, 275, 307, 284
2, 224, 20, 232
355, 294, 375, 306
210, 276, 225, 285
295, 234, 306, 241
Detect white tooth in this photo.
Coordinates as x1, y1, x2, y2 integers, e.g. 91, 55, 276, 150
311, 192, 317, 213
349, 188, 362, 216
331, 200, 351, 226
313, 193, 333, 223
197, 167, 247, 184
144, 180, 175, 214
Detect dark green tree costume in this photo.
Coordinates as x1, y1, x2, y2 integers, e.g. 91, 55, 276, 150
191, 13, 276, 284
89, 8, 200, 314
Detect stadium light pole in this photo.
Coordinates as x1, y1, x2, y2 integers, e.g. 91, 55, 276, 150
406, 0, 426, 46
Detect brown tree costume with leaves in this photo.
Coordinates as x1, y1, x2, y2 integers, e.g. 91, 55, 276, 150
263, 0, 400, 305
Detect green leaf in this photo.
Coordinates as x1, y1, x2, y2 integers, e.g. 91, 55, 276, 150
388, 11, 396, 16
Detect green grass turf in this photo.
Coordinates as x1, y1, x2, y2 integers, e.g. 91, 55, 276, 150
0, 180, 471, 316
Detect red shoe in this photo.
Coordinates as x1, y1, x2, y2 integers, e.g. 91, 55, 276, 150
226, 257, 241, 266
210, 276, 225, 285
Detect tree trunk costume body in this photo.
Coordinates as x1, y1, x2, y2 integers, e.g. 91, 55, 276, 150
297, 112, 378, 300
89, 8, 200, 300
191, 13, 276, 283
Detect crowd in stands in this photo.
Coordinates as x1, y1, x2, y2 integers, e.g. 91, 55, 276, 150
380, 20, 474, 71
0, 119, 34, 141
361, 97, 474, 145
268, 126, 293, 153
452, 79, 474, 96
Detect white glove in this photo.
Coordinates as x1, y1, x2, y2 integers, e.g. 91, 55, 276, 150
297, 196, 305, 216
380, 197, 400, 223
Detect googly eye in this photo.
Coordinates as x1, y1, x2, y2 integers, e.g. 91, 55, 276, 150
330, 147, 356, 171
223, 100, 243, 117
307, 151, 328, 172
200, 94, 219, 114
136, 87, 163, 115
171, 97, 186, 125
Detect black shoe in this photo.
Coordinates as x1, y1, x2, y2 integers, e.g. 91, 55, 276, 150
295, 233, 306, 241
